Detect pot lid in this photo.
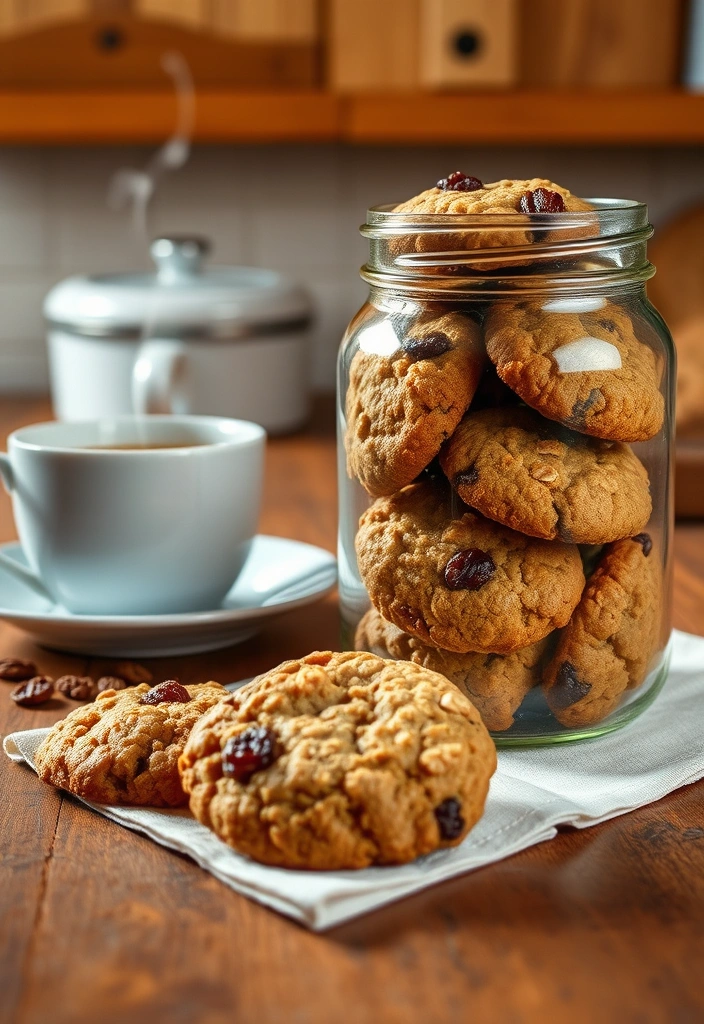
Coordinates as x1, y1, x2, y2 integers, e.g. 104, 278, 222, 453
43, 236, 312, 339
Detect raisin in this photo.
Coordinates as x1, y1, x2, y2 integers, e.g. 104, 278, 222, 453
520, 188, 566, 214
436, 171, 483, 192
97, 675, 129, 692
444, 549, 496, 591
139, 679, 191, 705
222, 727, 278, 782
56, 675, 97, 701
0, 658, 37, 681
632, 533, 653, 556
402, 332, 452, 361
114, 660, 153, 685
396, 605, 429, 636
567, 388, 604, 429
454, 466, 479, 489
435, 797, 465, 840
11, 676, 54, 707
550, 662, 592, 711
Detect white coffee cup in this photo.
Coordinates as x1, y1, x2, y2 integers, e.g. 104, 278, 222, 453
0, 415, 265, 616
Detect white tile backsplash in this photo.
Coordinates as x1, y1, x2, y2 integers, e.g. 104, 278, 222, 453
0, 142, 701, 393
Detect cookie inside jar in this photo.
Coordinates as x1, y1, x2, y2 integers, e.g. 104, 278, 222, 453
339, 177, 673, 745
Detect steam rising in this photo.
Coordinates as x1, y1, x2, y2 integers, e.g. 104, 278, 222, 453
108, 51, 195, 239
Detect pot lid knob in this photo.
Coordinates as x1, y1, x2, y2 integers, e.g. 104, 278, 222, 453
150, 236, 211, 283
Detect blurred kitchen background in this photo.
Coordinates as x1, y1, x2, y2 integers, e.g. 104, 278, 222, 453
0, 0, 703, 496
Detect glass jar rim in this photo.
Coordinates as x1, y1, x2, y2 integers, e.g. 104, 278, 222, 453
359, 197, 654, 297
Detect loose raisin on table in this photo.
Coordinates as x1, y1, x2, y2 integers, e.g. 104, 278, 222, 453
56, 675, 97, 701
139, 679, 191, 705
11, 676, 54, 707
0, 658, 37, 682
222, 727, 278, 782
97, 676, 129, 692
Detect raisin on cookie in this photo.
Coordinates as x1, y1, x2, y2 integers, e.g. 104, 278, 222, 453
484, 300, 664, 442
543, 535, 662, 728
179, 651, 496, 870
345, 310, 484, 496
35, 681, 226, 807
355, 479, 585, 655
440, 406, 652, 544
355, 607, 550, 732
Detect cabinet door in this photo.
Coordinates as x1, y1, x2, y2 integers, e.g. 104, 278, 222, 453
135, 1, 205, 30
328, 0, 419, 91
419, 0, 517, 88
210, 0, 318, 42
0, 0, 86, 34
519, 0, 683, 87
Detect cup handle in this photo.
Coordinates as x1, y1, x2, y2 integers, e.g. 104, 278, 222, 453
0, 550, 54, 603
0, 453, 55, 602
132, 339, 190, 414
0, 452, 13, 493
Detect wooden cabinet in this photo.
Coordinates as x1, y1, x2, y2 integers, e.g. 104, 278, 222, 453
329, 0, 517, 91
328, 0, 419, 92
519, 0, 684, 87
418, 0, 517, 89
0, 0, 321, 86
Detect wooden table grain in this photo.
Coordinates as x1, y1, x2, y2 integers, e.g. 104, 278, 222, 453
1, 397, 702, 1024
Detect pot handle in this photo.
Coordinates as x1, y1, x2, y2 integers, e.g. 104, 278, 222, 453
132, 339, 190, 415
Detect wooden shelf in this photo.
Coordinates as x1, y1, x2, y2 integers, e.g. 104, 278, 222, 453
0, 89, 703, 144
345, 91, 704, 145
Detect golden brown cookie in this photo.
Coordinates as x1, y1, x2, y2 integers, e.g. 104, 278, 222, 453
543, 534, 662, 728
355, 479, 585, 655
440, 406, 652, 543
355, 607, 550, 732
345, 310, 484, 496
35, 680, 227, 807
484, 300, 665, 442
179, 651, 496, 870
391, 176, 594, 271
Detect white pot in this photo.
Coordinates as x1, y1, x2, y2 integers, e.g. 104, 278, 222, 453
43, 237, 313, 435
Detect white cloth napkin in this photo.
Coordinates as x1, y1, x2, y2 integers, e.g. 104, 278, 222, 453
5, 629, 704, 931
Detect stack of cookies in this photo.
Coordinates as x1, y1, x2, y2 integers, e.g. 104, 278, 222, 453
347, 176, 665, 733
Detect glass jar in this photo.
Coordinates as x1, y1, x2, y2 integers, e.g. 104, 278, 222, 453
337, 198, 674, 746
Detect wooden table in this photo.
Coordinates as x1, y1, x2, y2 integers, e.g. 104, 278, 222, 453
1, 397, 703, 1024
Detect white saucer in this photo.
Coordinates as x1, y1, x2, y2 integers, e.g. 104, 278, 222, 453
0, 536, 337, 657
